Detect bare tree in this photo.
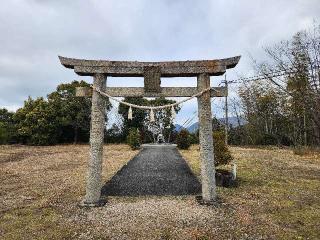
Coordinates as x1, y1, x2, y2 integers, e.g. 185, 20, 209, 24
253, 23, 320, 145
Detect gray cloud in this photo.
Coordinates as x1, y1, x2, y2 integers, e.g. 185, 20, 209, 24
0, 0, 319, 123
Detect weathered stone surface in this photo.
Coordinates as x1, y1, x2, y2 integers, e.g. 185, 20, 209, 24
75, 86, 227, 98
73, 65, 227, 77
143, 66, 161, 93
83, 73, 106, 206
197, 73, 216, 203
106, 87, 227, 97
59, 56, 241, 77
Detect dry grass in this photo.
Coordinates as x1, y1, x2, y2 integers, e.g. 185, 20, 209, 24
181, 145, 320, 239
0, 144, 138, 240
0, 144, 319, 239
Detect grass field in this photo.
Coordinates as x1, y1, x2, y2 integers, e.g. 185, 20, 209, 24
0, 144, 319, 239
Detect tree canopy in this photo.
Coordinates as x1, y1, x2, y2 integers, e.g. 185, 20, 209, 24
234, 24, 320, 146
4, 80, 111, 145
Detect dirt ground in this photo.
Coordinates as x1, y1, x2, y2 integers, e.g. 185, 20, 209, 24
0, 144, 319, 240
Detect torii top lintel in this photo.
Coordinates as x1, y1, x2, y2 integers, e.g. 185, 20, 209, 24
58, 56, 241, 77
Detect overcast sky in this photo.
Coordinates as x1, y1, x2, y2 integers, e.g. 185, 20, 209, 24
0, 0, 319, 125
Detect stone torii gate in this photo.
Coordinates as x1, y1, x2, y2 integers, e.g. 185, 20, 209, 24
59, 55, 240, 206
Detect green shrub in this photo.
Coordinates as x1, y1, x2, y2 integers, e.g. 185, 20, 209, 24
176, 129, 191, 149
127, 128, 141, 150
0, 122, 8, 144
188, 132, 199, 144
0, 108, 16, 144
213, 130, 233, 166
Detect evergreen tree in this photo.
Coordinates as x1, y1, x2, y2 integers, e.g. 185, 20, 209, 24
48, 80, 111, 143
0, 108, 16, 144
14, 97, 60, 145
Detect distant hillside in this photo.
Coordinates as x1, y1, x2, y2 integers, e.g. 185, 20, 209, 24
187, 122, 199, 133
175, 117, 246, 133
218, 117, 247, 127
174, 124, 184, 132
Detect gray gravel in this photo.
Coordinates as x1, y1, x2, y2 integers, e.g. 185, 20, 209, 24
101, 145, 201, 196
76, 197, 236, 240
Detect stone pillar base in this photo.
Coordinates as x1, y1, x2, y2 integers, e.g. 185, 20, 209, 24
79, 198, 107, 208
195, 195, 220, 206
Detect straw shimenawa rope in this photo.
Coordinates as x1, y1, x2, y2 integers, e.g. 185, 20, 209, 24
92, 86, 213, 121
93, 86, 213, 110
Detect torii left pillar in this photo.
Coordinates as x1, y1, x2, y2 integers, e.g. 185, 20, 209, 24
81, 73, 107, 207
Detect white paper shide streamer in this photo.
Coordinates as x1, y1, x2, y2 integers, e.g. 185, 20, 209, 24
128, 106, 133, 120
171, 106, 176, 121
149, 109, 155, 122
93, 86, 212, 122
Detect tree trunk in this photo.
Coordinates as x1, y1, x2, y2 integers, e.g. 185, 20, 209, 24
303, 110, 307, 146
74, 125, 78, 144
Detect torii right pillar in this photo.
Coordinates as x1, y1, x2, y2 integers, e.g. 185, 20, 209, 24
197, 73, 216, 203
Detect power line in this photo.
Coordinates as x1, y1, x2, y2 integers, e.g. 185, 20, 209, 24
178, 64, 320, 131
227, 71, 294, 84
177, 94, 216, 131
224, 64, 320, 85
178, 109, 198, 130
177, 96, 218, 131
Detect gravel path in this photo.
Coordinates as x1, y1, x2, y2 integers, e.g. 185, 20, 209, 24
101, 145, 201, 196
